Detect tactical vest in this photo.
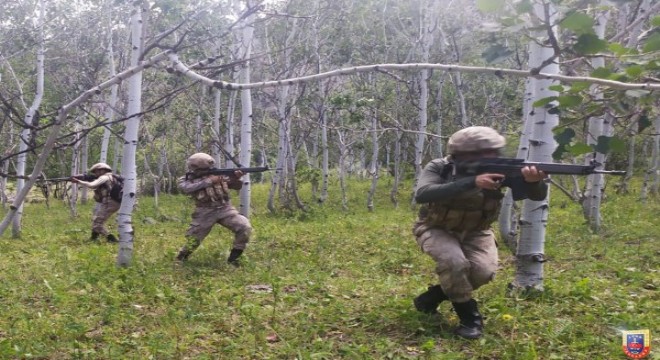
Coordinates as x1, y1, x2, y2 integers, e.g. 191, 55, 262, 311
419, 157, 503, 232
93, 174, 113, 203
193, 176, 230, 205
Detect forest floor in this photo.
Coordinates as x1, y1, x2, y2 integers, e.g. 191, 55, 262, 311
0, 177, 658, 359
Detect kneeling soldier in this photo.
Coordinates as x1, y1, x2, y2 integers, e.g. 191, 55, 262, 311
176, 153, 252, 266
412, 126, 548, 339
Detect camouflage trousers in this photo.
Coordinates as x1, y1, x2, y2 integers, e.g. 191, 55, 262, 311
92, 199, 120, 236
184, 204, 252, 251
413, 222, 498, 303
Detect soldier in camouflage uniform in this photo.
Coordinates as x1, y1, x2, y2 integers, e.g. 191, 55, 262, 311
176, 153, 252, 266
412, 126, 548, 339
71, 162, 120, 243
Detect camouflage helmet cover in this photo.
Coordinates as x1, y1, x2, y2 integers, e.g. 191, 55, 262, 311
89, 162, 112, 172
447, 126, 506, 154
186, 153, 215, 171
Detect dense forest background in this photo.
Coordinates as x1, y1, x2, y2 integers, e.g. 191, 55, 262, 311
2, 0, 657, 206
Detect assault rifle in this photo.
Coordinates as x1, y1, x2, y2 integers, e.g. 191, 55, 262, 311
40, 174, 98, 183
185, 166, 271, 180
455, 157, 626, 200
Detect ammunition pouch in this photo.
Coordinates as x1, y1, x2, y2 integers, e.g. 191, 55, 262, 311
421, 189, 503, 232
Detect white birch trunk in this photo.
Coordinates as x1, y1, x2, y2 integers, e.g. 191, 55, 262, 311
268, 86, 289, 212
80, 116, 89, 204
211, 88, 223, 165
225, 89, 237, 169
511, 3, 559, 291
412, 69, 430, 204
116, 2, 145, 267
100, 8, 119, 165
367, 105, 379, 212
582, 11, 610, 232
337, 131, 349, 211
13, 0, 45, 237
320, 95, 329, 203
411, 0, 439, 205
499, 77, 535, 251
641, 117, 660, 199
195, 84, 206, 151
236, 2, 255, 218
70, 118, 81, 217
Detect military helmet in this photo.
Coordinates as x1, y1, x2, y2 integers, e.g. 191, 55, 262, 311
447, 126, 506, 154
89, 162, 112, 172
186, 153, 215, 171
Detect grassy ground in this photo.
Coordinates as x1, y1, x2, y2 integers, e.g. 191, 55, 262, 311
0, 177, 657, 359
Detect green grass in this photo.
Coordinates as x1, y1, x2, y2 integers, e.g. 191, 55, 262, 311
0, 177, 658, 359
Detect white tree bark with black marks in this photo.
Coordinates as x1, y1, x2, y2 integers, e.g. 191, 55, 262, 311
211, 88, 223, 165
100, 6, 119, 165
499, 77, 535, 252
411, 0, 441, 206
581, 10, 610, 232
235, 0, 256, 217
116, 1, 146, 267
367, 86, 379, 212
510, 3, 559, 292
195, 84, 207, 152
13, 0, 45, 238
70, 116, 82, 216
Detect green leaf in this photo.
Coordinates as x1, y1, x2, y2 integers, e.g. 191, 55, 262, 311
532, 96, 557, 108
638, 115, 652, 133
624, 65, 643, 78
573, 34, 608, 55
514, 0, 533, 14
595, 136, 625, 154
608, 43, 628, 57
560, 12, 594, 35
557, 95, 583, 108
567, 82, 591, 93
567, 142, 593, 156
642, 32, 660, 53
548, 85, 565, 92
477, 0, 505, 12
625, 90, 651, 98
651, 16, 660, 27
554, 128, 576, 145
547, 107, 561, 115
591, 67, 612, 79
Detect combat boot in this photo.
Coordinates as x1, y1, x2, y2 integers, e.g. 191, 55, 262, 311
452, 299, 484, 339
413, 285, 448, 314
90, 231, 100, 241
107, 234, 118, 243
175, 247, 192, 262
227, 248, 244, 267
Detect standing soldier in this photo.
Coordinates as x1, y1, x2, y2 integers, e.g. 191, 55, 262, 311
176, 153, 252, 266
412, 126, 548, 339
71, 162, 120, 243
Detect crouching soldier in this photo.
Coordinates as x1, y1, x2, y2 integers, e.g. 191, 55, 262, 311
176, 153, 253, 266
71, 162, 120, 243
412, 126, 548, 339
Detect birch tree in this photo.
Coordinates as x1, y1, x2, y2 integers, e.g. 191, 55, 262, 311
12, 0, 45, 238
116, 1, 146, 266
235, 0, 258, 217
580, 9, 612, 232
510, 2, 559, 292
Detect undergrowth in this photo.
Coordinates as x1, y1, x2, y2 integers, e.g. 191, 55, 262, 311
0, 177, 657, 359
